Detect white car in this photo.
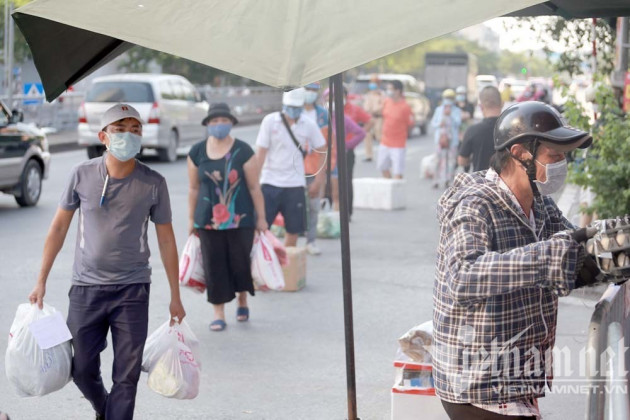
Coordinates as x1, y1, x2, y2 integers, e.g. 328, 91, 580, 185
78, 73, 209, 162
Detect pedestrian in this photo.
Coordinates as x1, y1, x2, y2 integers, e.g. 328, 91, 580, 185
455, 85, 475, 120
433, 101, 601, 420
431, 89, 461, 188
458, 86, 503, 172
377, 80, 414, 179
187, 102, 268, 332
28, 103, 186, 420
362, 74, 385, 162
342, 87, 371, 215
500, 82, 512, 103
256, 88, 326, 247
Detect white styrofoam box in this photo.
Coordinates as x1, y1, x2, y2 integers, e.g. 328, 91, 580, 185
353, 178, 406, 210
391, 387, 449, 420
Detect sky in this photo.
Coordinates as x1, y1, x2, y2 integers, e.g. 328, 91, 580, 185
485, 17, 563, 53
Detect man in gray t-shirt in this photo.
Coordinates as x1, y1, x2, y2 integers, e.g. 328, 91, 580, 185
28, 103, 186, 420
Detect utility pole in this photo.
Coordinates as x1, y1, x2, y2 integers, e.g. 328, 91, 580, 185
612, 17, 629, 89
3, 0, 14, 107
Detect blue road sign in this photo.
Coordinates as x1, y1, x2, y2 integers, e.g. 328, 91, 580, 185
23, 82, 44, 105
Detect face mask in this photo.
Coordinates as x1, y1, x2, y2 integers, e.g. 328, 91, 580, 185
107, 132, 142, 162
283, 105, 302, 120
456, 94, 466, 102
207, 123, 232, 140
534, 159, 567, 195
386, 90, 395, 98
304, 91, 318, 104
443, 99, 454, 106
368, 82, 378, 91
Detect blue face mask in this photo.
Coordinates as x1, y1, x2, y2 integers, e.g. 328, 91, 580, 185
207, 123, 232, 140
107, 131, 142, 162
456, 94, 466, 102
368, 82, 378, 91
283, 105, 302, 120
304, 91, 318, 105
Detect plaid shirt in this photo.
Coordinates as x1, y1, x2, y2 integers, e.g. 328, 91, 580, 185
433, 169, 583, 404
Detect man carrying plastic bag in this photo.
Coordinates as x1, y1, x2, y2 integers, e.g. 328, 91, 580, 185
5, 303, 72, 397
27, 104, 186, 420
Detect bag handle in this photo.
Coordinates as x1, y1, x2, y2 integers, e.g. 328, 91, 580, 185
280, 113, 307, 158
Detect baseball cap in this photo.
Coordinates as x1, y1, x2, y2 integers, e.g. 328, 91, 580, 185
100, 103, 145, 131
282, 88, 306, 107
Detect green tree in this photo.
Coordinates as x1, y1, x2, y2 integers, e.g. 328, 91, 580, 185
2, 0, 33, 63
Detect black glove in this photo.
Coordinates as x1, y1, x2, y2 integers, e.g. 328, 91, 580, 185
575, 253, 603, 289
571, 227, 598, 244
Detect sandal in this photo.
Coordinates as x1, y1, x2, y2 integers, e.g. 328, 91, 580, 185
209, 319, 227, 332
236, 307, 249, 322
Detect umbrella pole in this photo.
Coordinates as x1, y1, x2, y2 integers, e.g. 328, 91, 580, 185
330, 73, 359, 420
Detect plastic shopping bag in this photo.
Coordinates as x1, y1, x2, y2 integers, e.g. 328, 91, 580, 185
251, 232, 285, 291
264, 230, 288, 266
398, 321, 433, 363
142, 319, 200, 372
5, 303, 72, 397
317, 199, 341, 239
178, 234, 206, 293
420, 154, 438, 180
143, 320, 201, 399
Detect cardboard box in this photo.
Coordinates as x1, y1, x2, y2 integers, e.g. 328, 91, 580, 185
281, 246, 306, 292
353, 178, 406, 210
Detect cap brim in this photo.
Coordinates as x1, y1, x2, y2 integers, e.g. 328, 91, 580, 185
538, 126, 592, 151
101, 116, 144, 131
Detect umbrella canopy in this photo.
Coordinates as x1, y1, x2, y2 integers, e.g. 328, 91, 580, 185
14, 0, 544, 102
509, 0, 630, 18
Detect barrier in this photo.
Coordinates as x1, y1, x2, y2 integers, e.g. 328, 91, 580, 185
585, 282, 630, 419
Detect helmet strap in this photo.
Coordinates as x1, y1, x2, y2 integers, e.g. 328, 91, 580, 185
510, 139, 540, 198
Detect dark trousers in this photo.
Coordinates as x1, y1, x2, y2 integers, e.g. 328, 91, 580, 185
441, 400, 536, 420
67, 284, 150, 420
346, 149, 355, 216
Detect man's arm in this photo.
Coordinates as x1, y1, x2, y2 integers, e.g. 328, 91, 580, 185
443, 196, 582, 307
155, 223, 186, 325
29, 208, 75, 308
457, 127, 474, 167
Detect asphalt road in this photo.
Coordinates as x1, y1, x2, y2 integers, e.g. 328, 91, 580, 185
0, 125, 603, 419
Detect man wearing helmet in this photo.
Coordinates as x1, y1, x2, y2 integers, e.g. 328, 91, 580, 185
433, 101, 603, 419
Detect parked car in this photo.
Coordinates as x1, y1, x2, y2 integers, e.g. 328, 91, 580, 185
78, 73, 209, 162
351, 73, 431, 135
0, 103, 50, 207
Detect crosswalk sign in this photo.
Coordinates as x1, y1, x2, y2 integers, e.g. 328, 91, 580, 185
23, 82, 44, 105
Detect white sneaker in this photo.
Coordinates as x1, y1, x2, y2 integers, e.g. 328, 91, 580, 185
306, 243, 322, 255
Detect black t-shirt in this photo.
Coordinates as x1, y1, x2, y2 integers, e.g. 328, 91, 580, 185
188, 138, 255, 230
458, 116, 498, 171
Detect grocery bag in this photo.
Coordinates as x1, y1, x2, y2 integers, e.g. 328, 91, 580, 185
178, 234, 206, 293
317, 199, 340, 239
5, 303, 72, 397
251, 232, 285, 291
143, 320, 201, 399
420, 154, 438, 179
264, 230, 288, 266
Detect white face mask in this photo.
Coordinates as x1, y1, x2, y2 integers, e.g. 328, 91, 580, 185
534, 159, 567, 195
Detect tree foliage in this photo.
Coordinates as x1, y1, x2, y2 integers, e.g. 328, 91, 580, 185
564, 83, 630, 218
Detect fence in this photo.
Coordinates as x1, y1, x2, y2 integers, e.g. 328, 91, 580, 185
0, 85, 282, 131
586, 281, 630, 419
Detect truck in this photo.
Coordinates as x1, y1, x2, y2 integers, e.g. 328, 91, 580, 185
423, 52, 478, 112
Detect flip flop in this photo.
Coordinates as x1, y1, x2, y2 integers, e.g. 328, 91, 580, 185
209, 319, 227, 332
236, 306, 249, 322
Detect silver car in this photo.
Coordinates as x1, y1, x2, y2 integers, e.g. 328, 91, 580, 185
78, 73, 209, 162
0, 103, 51, 207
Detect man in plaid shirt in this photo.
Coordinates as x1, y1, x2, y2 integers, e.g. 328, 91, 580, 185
433, 102, 603, 419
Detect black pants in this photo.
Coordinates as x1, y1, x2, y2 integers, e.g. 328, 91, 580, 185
346, 149, 355, 216
441, 400, 536, 420
67, 283, 149, 420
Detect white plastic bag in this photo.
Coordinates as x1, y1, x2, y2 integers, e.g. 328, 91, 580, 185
178, 234, 206, 293
317, 199, 340, 239
142, 319, 200, 372
420, 153, 438, 179
398, 321, 433, 363
143, 320, 201, 399
5, 303, 72, 397
251, 231, 285, 291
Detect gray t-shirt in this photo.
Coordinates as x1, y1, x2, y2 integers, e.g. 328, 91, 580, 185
60, 155, 172, 285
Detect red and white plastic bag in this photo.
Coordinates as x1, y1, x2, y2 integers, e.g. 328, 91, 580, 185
178, 234, 206, 293
251, 231, 285, 291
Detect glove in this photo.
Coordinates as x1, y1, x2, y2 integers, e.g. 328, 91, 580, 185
571, 227, 598, 244
575, 253, 603, 289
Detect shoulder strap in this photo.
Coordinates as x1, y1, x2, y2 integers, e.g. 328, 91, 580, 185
280, 113, 306, 158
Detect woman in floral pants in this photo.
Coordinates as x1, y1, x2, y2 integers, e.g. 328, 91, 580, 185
187, 103, 267, 332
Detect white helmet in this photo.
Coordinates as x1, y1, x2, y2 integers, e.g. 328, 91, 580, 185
455, 86, 466, 94
282, 88, 306, 107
